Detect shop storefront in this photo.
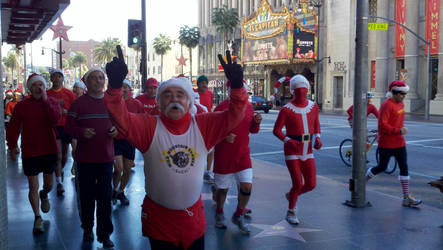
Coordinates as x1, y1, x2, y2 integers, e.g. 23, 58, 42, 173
241, 0, 318, 105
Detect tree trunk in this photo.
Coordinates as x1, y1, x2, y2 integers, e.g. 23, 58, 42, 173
160, 55, 164, 82
189, 47, 193, 81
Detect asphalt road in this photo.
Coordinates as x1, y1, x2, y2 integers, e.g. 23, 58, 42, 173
250, 109, 443, 209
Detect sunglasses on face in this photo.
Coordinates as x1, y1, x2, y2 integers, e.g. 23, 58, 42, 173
399, 92, 407, 96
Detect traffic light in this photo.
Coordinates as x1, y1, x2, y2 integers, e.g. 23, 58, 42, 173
128, 19, 143, 48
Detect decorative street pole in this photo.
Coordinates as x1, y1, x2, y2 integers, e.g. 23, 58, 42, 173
49, 17, 71, 69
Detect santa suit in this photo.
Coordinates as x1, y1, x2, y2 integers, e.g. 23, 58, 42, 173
273, 95, 321, 210
105, 87, 247, 248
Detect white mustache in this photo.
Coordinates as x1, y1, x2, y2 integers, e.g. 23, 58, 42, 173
165, 102, 185, 113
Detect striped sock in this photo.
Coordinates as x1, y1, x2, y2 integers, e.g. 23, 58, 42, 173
400, 179, 410, 197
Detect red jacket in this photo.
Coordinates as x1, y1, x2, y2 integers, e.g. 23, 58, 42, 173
125, 96, 144, 114
347, 103, 379, 121
136, 94, 158, 113
378, 98, 405, 148
195, 89, 213, 111
47, 87, 76, 126
6, 97, 61, 158
214, 101, 260, 174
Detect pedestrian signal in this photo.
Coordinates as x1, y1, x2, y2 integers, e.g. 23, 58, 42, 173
128, 19, 143, 48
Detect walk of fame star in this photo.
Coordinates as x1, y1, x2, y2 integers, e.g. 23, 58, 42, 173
251, 220, 322, 242
50, 17, 72, 41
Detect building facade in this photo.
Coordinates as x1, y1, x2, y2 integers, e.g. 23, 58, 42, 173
199, 0, 443, 115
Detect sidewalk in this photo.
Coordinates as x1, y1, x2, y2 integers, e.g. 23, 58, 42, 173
7, 156, 443, 249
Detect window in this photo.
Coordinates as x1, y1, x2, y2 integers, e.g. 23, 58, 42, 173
148, 54, 150, 61
153, 53, 155, 60
153, 66, 156, 74
147, 67, 150, 75
158, 66, 161, 74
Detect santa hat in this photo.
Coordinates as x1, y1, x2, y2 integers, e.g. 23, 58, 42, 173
289, 74, 309, 94
387, 80, 409, 97
123, 79, 132, 89
145, 77, 158, 88
50, 68, 64, 76
26, 73, 47, 90
73, 81, 86, 90
83, 67, 105, 82
6, 89, 13, 95
156, 77, 194, 110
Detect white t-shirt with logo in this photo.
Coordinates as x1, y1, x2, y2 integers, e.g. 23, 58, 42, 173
143, 116, 208, 210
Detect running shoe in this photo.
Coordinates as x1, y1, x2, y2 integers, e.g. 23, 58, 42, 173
32, 217, 44, 234
286, 210, 300, 225
403, 194, 422, 207
39, 190, 50, 213
215, 213, 227, 229
116, 191, 130, 206
232, 215, 250, 234
56, 183, 65, 196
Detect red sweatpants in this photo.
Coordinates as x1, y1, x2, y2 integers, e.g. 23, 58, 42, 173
286, 158, 316, 210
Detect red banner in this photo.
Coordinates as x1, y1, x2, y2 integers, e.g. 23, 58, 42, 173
426, 0, 440, 54
371, 61, 376, 89
395, 0, 407, 58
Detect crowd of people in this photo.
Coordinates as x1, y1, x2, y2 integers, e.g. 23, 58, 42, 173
4, 47, 420, 249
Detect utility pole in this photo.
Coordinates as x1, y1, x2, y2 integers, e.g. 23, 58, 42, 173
141, 0, 147, 86
345, 0, 370, 208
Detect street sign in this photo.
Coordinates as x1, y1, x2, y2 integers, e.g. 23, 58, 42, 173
368, 23, 388, 30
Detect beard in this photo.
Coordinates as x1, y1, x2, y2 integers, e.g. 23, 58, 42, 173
165, 102, 185, 114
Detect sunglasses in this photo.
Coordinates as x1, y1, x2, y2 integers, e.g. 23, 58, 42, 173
399, 92, 407, 96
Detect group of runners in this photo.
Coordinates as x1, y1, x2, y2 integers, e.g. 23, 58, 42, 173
5, 47, 420, 249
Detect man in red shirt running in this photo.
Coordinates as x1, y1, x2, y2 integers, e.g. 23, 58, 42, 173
365, 80, 421, 207
104, 48, 246, 250
347, 92, 379, 127
212, 82, 262, 234
46, 68, 76, 195
7, 73, 61, 234
112, 79, 144, 206
136, 77, 158, 114
195, 75, 216, 184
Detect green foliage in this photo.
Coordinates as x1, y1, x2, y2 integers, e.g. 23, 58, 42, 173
62, 58, 70, 70
69, 51, 88, 68
2, 52, 19, 73
152, 34, 172, 56
179, 26, 200, 49
93, 37, 121, 65
211, 5, 239, 37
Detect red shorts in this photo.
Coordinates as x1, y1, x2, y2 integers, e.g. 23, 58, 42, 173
141, 195, 206, 249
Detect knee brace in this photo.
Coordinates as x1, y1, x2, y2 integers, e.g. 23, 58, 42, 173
239, 188, 251, 196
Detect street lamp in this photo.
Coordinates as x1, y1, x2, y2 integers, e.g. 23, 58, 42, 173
41, 46, 65, 68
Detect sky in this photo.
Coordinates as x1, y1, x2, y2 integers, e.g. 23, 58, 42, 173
3, 0, 198, 67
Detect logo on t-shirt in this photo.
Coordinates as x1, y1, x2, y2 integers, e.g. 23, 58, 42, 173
398, 109, 404, 114
161, 144, 199, 174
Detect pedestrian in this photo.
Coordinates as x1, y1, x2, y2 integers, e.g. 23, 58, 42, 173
6, 73, 61, 234
273, 74, 322, 225
365, 80, 422, 207
195, 75, 216, 184
104, 48, 247, 250
347, 92, 379, 127
112, 79, 144, 206
212, 81, 262, 234
65, 67, 117, 248
4, 90, 20, 127
71, 80, 87, 176
136, 77, 158, 114
46, 68, 76, 195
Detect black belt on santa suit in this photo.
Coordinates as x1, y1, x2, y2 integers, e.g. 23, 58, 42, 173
287, 134, 314, 142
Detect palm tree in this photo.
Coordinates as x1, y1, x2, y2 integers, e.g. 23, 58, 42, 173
62, 58, 70, 70
93, 37, 121, 66
153, 34, 172, 81
211, 4, 239, 51
179, 25, 200, 81
69, 51, 88, 80
2, 51, 19, 84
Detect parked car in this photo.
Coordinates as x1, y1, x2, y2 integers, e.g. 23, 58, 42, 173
251, 96, 273, 113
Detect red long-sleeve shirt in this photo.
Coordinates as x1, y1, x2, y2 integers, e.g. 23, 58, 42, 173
5, 100, 17, 116
377, 98, 405, 148
195, 89, 213, 111
136, 94, 158, 113
125, 96, 144, 114
47, 87, 76, 126
6, 97, 61, 158
347, 103, 379, 121
65, 95, 115, 163
213, 101, 260, 174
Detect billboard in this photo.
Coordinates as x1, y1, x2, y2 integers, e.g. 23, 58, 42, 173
243, 33, 289, 62
293, 29, 316, 60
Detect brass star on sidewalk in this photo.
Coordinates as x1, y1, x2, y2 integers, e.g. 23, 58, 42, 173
50, 17, 72, 41
251, 220, 322, 242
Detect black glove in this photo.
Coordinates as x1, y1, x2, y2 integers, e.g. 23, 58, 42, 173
218, 50, 243, 89
105, 45, 128, 89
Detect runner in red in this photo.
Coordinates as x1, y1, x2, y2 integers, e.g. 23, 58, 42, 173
273, 74, 322, 225
136, 77, 158, 114
46, 68, 76, 195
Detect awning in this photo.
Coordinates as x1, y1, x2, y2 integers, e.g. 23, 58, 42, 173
1, 0, 70, 45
